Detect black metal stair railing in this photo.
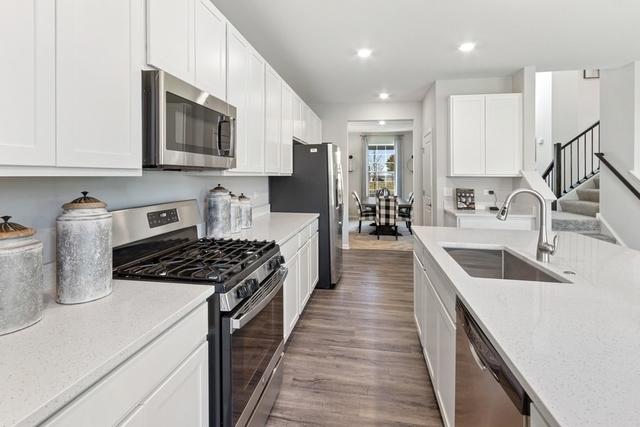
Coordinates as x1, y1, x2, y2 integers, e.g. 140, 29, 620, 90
542, 121, 600, 198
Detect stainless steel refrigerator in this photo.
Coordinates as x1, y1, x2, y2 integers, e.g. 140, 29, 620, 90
269, 143, 343, 289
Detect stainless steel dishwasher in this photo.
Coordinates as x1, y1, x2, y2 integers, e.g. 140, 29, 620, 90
455, 299, 530, 426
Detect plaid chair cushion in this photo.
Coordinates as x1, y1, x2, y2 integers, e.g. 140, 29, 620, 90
376, 196, 399, 226
353, 191, 375, 221
399, 197, 414, 221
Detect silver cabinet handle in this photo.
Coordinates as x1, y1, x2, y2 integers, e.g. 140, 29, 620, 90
469, 342, 487, 371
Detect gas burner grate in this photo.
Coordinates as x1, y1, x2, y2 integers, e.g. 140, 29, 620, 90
114, 238, 276, 284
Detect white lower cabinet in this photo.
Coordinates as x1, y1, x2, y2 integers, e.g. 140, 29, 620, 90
282, 220, 319, 342
310, 232, 319, 288
44, 305, 208, 427
415, 247, 456, 427
283, 251, 299, 341
119, 343, 208, 427
298, 240, 311, 313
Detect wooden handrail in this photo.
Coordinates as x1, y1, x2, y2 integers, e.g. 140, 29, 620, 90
594, 153, 640, 201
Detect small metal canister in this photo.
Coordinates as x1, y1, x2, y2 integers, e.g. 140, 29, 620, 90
230, 193, 241, 234
207, 184, 231, 239
239, 193, 252, 229
56, 192, 112, 304
0, 216, 43, 335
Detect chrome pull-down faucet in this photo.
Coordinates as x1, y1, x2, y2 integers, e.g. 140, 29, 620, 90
496, 188, 558, 263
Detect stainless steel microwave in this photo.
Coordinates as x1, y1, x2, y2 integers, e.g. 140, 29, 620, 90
142, 70, 236, 170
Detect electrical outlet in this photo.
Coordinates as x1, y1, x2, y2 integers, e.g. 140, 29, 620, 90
483, 189, 495, 196
444, 187, 452, 197
488, 190, 495, 195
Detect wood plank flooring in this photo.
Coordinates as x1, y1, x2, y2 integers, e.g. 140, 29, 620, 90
266, 249, 443, 426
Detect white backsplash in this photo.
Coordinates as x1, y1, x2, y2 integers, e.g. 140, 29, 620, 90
0, 171, 269, 264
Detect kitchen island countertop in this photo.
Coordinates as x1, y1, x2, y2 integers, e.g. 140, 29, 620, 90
413, 226, 640, 427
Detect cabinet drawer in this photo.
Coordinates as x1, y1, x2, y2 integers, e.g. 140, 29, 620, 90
280, 236, 298, 264
413, 238, 428, 268
44, 304, 208, 426
297, 225, 310, 248
423, 252, 456, 322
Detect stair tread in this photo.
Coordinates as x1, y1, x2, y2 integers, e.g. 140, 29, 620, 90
576, 188, 600, 202
552, 211, 600, 232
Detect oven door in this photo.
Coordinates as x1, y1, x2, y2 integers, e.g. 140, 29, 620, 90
222, 268, 286, 427
148, 70, 236, 169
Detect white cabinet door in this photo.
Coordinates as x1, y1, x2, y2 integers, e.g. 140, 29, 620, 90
0, 0, 55, 166
424, 273, 438, 378
146, 0, 194, 84
449, 95, 485, 176
310, 232, 319, 288
485, 94, 522, 175
315, 114, 322, 144
264, 65, 282, 174
292, 95, 303, 141
413, 254, 423, 342
281, 84, 294, 174
298, 241, 310, 314
245, 50, 265, 173
283, 252, 299, 341
56, 0, 144, 169
194, 0, 226, 100
226, 25, 249, 171
121, 343, 208, 427
436, 302, 456, 427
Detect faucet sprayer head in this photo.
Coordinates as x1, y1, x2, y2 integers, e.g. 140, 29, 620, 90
496, 206, 509, 221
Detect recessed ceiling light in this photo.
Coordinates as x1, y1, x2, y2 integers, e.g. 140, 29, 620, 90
357, 48, 372, 58
379, 92, 389, 100
458, 42, 476, 53
378, 120, 386, 125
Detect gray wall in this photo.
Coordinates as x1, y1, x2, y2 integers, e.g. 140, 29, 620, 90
0, 173, 269, 264
599, 62, 640, 248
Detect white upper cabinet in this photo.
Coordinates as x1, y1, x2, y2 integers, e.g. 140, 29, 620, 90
281, 84, 294, 174
449, 93, 522, 177
265, 65, 282, 174
485, 94, 522, 175
194, 0, 226, 101
226, 25, 249, 171
449, 95, 486, 176
292, 95, 303, 140
0, 0, 55, 167
56, 0, 144, 169
147, 0, 195, 84
244, 49, 265, 173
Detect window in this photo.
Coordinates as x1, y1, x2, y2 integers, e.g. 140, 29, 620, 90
366, 140, 398, 197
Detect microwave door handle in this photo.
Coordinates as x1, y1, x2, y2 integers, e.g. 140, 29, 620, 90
217, 119, 225, 155
230, 268, 287, 333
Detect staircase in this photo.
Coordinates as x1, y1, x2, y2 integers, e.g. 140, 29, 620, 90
542, 122, 616, 243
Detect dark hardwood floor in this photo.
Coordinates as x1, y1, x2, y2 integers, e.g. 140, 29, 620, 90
266, 249, 443, 426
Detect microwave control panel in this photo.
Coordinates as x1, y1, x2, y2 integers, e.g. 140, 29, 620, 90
147, 209, 179, 228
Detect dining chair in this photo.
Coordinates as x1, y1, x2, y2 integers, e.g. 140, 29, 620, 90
399, 194, 414, 234
352, 191, 375, 233
375, 196, 399, 240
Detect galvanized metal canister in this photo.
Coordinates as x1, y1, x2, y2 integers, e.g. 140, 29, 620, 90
239, 193, 252, 229
230, 193, 241, 234
207, 184, 231, 239
56, 192, 112, 304
0, 216, 43, 335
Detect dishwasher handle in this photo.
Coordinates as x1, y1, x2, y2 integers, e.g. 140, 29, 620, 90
457, 299, 530, 416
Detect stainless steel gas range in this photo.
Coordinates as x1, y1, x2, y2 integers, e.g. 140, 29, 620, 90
111, 200, 286, 427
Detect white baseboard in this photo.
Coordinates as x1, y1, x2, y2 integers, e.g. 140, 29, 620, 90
597, 213, 627, 247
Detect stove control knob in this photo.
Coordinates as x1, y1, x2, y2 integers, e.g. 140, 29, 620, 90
246, 278, 259, 293
236, 284, 249, 299
269, 256, 284, 270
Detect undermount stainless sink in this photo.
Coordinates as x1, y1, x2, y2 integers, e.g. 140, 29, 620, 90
443, 247, 568, 283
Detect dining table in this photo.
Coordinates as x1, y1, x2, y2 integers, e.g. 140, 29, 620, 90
362, 196, 412, 236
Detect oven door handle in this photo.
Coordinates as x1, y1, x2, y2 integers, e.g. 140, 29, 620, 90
231, 267, 287, 333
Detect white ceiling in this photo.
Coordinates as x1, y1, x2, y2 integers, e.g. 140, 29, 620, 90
348, 120, 413, 134
213, 0, 640, 105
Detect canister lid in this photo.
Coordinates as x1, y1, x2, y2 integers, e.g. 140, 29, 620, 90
230, 192, 239, 201
63, 191, 107, 210
239, 193, 250, 201
0, 216, 35, 240
209, 184, 230, 195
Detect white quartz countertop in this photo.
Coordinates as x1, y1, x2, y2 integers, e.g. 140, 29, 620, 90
0, 278, 215, 427
412, 226, 640, 427
444, 204, 535, 217
233, 212, 319, 244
